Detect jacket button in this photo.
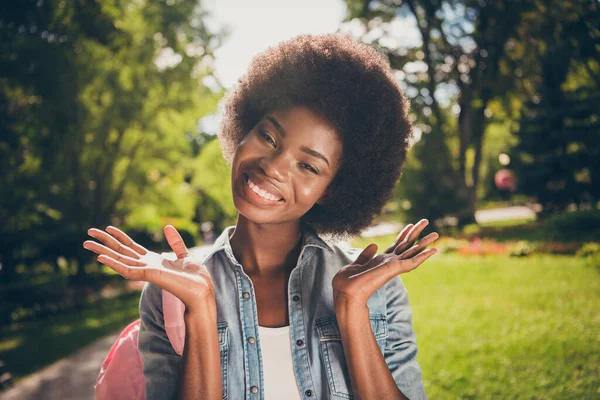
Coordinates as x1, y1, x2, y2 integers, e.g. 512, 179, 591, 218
305, 389, 313, 396
242, 292, 250, 299
251, 386, 259, 394
248, 336, 256, 344
292, 295, 300, 301
296, 339, 304, 346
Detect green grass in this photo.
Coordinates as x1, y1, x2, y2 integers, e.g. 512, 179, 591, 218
410, 254, 599, 399
355, 231, 599, 399
0, 292, 141, 382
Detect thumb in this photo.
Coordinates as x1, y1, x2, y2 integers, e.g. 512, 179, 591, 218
354, 243, 378, 265
164, 225, 189, 259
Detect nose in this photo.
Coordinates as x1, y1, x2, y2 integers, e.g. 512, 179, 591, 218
258, 151, 289, 182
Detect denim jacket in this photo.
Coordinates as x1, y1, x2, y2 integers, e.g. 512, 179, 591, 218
138, 225, 427, 400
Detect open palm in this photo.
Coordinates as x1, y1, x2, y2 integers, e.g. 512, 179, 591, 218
332, 219, 439, 308
83, 225, 214, 312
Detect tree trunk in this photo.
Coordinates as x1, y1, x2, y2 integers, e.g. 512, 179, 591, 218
0, 248, 18, 283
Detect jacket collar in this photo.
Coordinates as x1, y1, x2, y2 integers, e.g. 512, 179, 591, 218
205, 222, 333, 266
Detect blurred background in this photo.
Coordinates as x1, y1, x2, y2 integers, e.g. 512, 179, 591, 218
1, 0, 598, 399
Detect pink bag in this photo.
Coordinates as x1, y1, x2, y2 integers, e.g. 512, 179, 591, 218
94, 290, 186, 400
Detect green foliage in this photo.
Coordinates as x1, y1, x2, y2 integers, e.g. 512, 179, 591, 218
344, 0, 599, 224
479, 120, 519, 201
576, 242, 600, 258
191, 139, 238, 231
398, 127, 471, 228
540, 209, 600, 241
0, 270, 131, 324
343, 0, 536, 225
0, 0, 224, 279
576, 242, 600, 268
442, 209, 599, 245
0, 292, 141, 382
508, 1, 600, 214
509, 240, 532, 257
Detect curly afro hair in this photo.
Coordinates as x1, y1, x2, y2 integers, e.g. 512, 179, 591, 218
218, 34, 413, 238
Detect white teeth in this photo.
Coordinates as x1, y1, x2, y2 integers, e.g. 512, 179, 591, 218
246, 176, 280, 201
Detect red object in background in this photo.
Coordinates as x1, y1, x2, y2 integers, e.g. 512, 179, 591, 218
494, 169, 517, 191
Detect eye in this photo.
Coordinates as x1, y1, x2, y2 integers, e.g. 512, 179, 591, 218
260, 130, 276, 147
299, 163, 319, 174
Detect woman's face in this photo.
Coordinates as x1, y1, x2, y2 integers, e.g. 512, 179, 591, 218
231, 105, 343, 226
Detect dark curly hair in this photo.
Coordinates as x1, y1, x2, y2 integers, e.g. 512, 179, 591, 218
218, 34, 413, 238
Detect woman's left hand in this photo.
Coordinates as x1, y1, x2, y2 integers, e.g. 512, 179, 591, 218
332, 219, 439, 310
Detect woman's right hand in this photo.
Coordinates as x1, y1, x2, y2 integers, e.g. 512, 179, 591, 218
83, 225, 215, 312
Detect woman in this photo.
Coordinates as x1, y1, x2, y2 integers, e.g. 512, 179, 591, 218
83, 34, 438, 400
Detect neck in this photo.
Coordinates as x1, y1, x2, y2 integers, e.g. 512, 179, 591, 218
229, 215, 303, 277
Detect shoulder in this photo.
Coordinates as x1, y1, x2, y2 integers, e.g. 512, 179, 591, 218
320, 240, 409, 302
319, 239, 364, 268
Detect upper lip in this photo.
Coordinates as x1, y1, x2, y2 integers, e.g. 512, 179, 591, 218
245, 172, 285, 201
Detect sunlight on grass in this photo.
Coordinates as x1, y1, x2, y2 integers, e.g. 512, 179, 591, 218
404, 254, 599, 399
0, 292, 141, 382
52, 325, 74, 335
350, 232, 599, 398
0, 337, 23, 352
85, 318, 102, 328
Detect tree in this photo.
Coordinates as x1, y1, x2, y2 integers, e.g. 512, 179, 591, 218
190, 139, 238, 233
510, 1, 600, 214
0, 0, 223, 281
343, 0, 532, 225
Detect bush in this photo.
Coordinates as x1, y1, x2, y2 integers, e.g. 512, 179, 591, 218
541, 209, 600, 241
0, 273, 131, 324
576, 242, 600, 268
510, 241, 533, 257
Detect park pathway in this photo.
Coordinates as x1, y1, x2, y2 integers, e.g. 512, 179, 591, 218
0, 333, 119, 400
0, 244, 213, 400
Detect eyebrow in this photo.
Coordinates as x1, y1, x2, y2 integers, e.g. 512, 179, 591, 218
265, 116, 330, 167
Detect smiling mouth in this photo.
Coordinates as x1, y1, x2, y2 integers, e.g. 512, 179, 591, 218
244, 174, 284, 202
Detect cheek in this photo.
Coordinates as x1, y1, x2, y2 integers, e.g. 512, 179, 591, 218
237, 134, 266, 157
295, 178, 329, 204
232, 137, 256, 166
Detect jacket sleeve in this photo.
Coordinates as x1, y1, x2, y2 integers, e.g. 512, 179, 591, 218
384, 275, 428, 400
138, 282, 182, 400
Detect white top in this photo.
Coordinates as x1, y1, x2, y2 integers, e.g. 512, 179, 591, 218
258, 325, 302, 399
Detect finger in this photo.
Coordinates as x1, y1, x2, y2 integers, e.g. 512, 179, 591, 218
97, 255, 201, 299
407, 247, 437, 268
106, 226, 148, 255
394, 219, 429, 255
384, 224, 413, 253
97, 254, 148, 281
354, 243, 378, 265
357, 247, 437, 289
164, 225, 189, 259
87, 228, 140, 259
399, 232, 440, 260
83, 241, 147, 266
